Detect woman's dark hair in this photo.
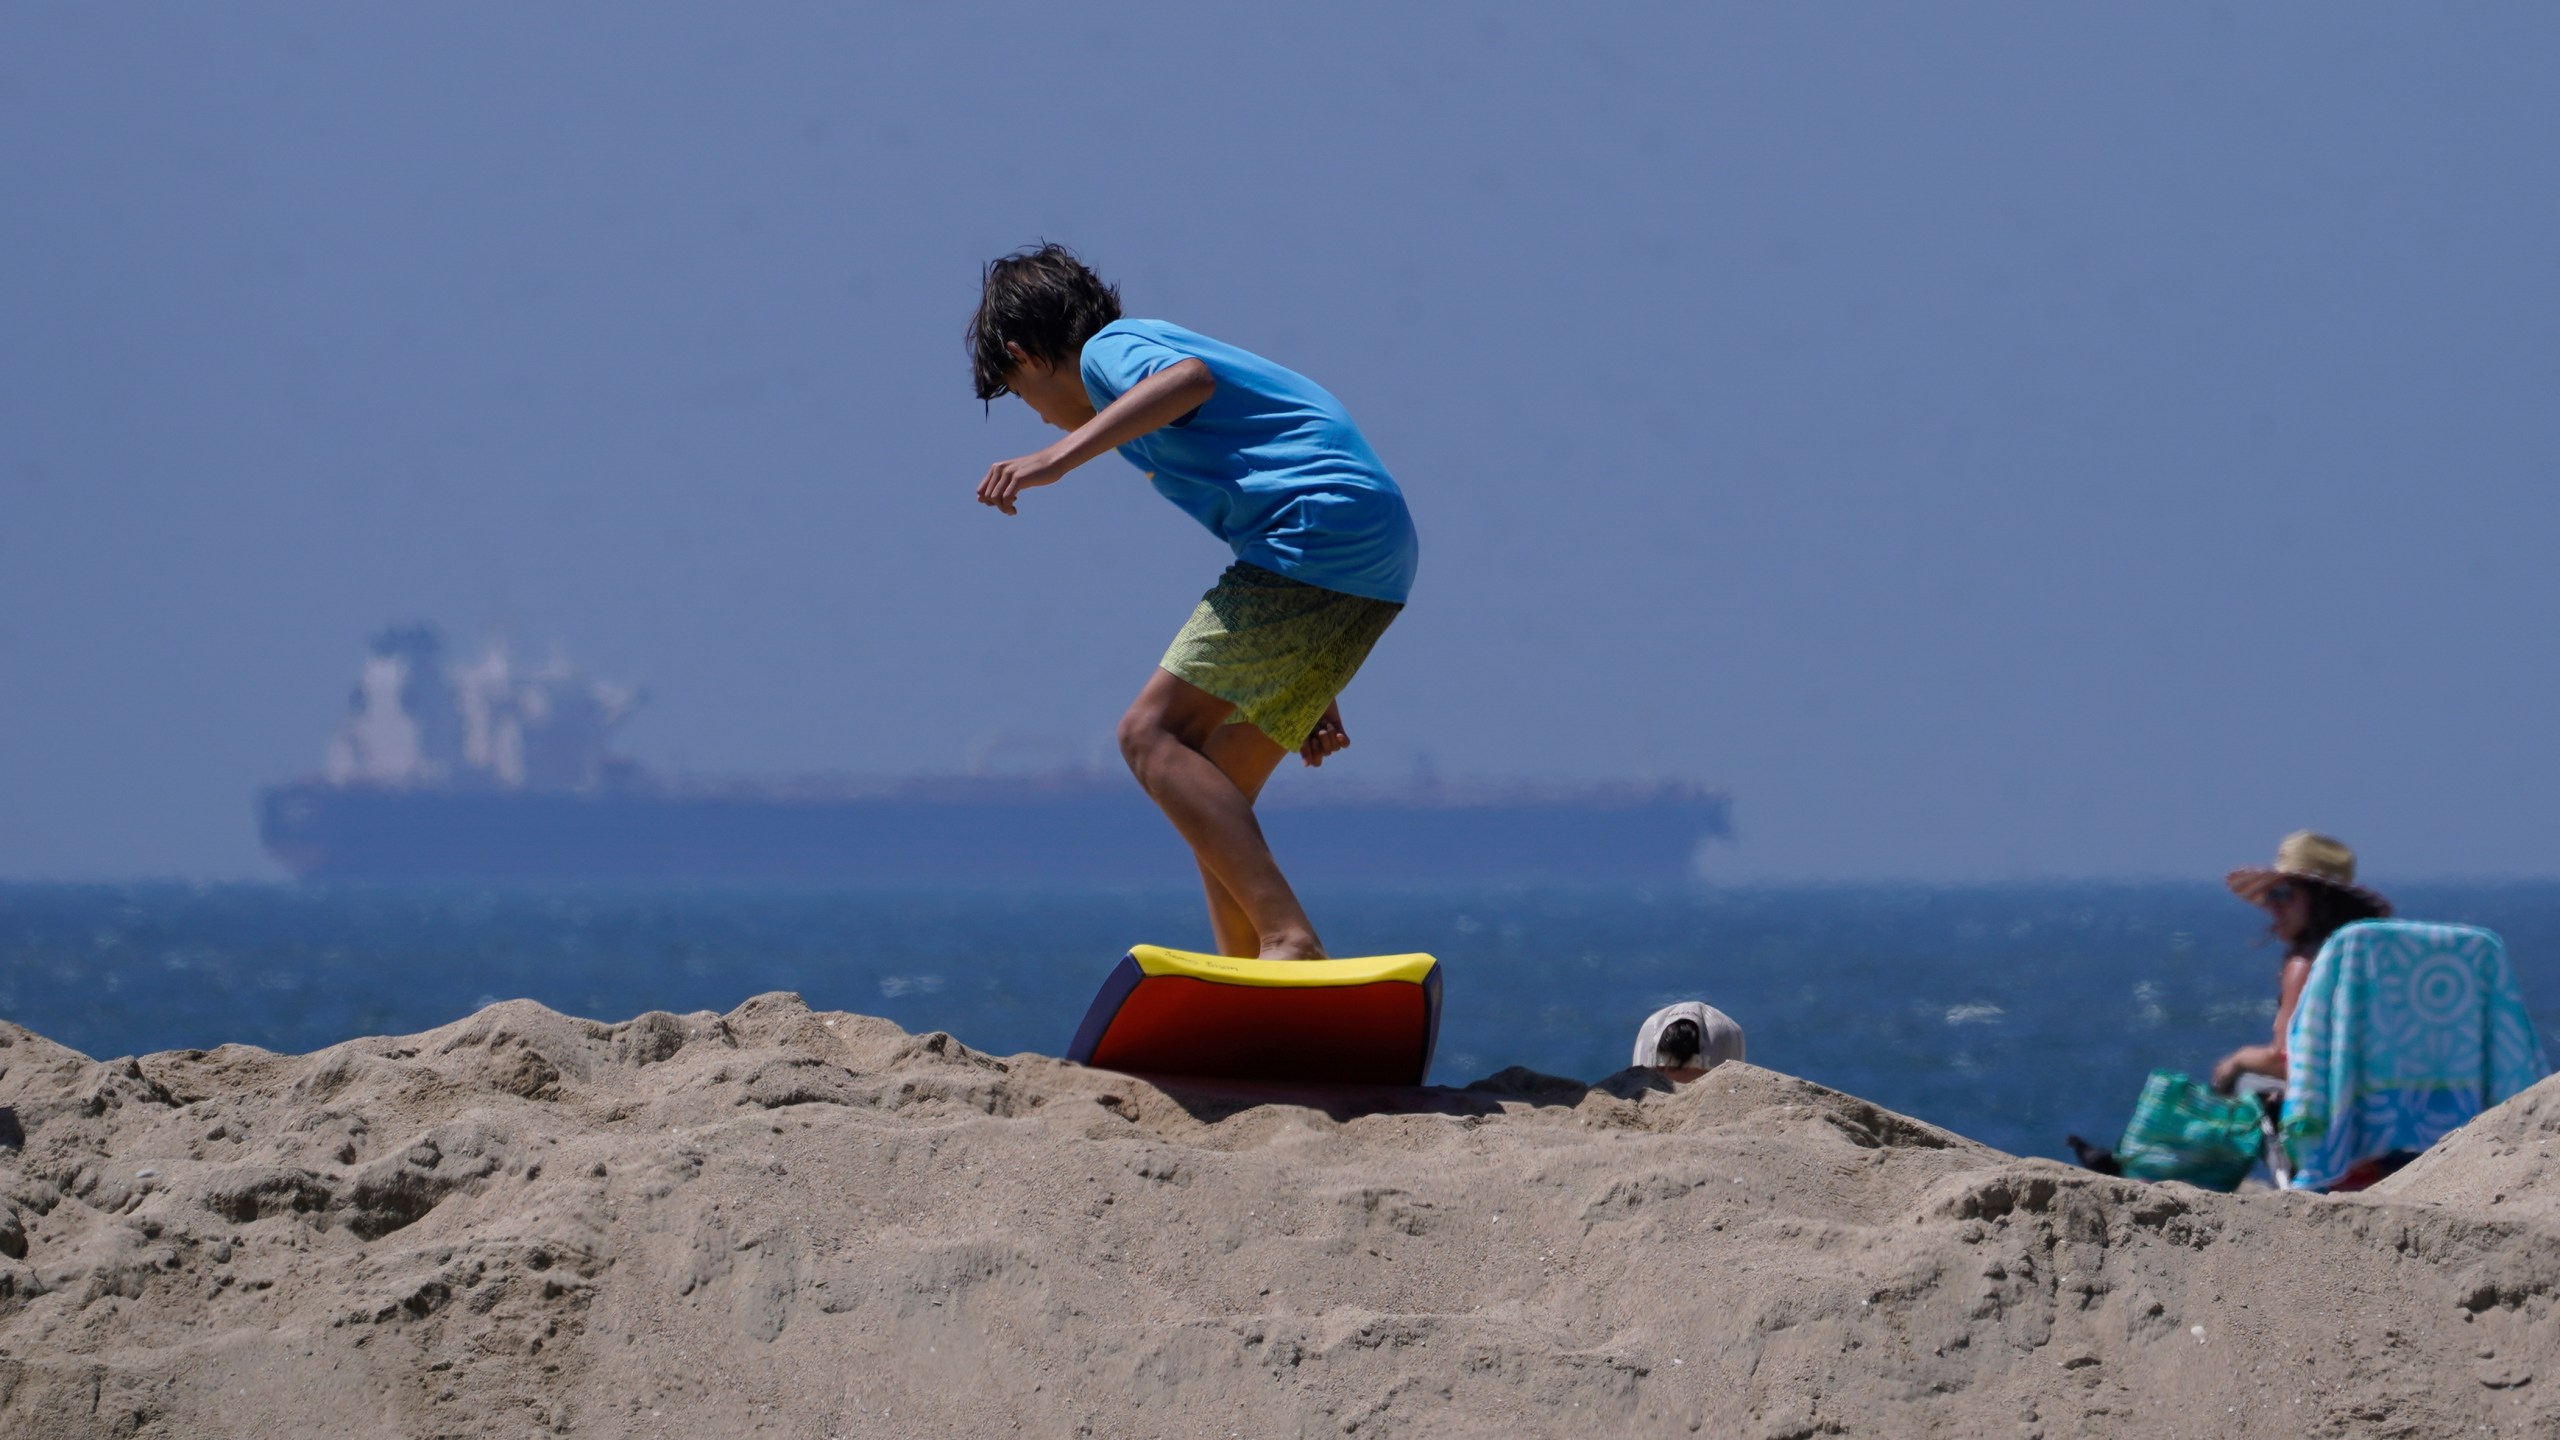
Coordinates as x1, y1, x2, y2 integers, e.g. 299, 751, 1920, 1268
2276, 878, 2392, 958
967, 243, 1122, 403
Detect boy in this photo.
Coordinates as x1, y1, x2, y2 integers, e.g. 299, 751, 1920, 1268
968, 244, 1417, 961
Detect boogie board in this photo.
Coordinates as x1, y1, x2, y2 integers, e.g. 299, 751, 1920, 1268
1066, 946, 1443, 1086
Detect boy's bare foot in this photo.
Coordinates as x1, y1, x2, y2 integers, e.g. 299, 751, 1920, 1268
1258, 930, 1327, 962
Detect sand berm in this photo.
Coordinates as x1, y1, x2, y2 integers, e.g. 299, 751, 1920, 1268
4, 994, 2558, 1437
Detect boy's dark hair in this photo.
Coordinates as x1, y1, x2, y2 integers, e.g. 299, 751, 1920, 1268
1654, 1018, 1703, 1068
968, 243, 1122, 403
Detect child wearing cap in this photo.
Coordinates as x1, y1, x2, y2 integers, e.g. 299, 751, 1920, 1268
1633, 1002, 1747, 1083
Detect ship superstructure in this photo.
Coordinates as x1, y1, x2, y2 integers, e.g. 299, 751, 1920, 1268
322, 624, 642, 794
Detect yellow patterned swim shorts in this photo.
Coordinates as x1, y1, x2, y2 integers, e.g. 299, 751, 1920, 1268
1159, 561, 1402, 751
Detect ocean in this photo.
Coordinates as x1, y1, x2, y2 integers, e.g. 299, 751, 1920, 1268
5, 879, 2556, 1163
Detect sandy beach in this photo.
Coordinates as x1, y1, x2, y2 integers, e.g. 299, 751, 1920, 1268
3, 993, 2554, 1438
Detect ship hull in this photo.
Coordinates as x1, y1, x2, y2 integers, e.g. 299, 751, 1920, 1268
258, 780, 1728, 883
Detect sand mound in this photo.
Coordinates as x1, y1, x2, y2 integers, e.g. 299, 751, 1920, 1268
3, 994, 2557, 1438
2373, 1076, 2560, 1226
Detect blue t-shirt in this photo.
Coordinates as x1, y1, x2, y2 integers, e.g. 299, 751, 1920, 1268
1079, 319, 1418, 605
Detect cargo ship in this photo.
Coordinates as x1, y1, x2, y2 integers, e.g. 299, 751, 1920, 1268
258, 626, 1730, 882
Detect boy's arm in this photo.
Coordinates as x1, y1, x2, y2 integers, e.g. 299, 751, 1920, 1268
977, 358, 1216, 515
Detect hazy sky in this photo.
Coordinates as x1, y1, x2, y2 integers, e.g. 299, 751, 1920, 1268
4, 4, 2555, 882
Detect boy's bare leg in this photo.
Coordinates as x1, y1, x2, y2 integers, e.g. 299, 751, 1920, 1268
1195, 861, 1257, 960
1194, 722, 1289, 956
1118, 669, 1324, 961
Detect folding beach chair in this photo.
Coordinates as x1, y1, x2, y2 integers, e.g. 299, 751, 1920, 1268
2278, 921, 2548, 1191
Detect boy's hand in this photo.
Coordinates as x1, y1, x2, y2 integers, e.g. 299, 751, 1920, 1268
976, 357, 1216, 516
977, 449, 1069, 516
1300, 701, 1349, 767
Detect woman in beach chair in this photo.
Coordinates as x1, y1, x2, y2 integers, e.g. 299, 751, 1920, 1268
2207, 832, 2395, 1098
2067, 832, 2390, 1187
2073, 832, 2550, 1191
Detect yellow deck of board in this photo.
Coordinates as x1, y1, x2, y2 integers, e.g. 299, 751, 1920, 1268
1127, 945, 1438, 988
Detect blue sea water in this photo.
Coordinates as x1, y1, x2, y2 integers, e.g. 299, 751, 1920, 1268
4, 880, 2557, 1163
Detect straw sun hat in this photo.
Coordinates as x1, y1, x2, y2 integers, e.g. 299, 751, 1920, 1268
2225, 830, 2393, 914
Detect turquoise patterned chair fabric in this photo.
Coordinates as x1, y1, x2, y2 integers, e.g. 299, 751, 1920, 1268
2280, 920, 2549, 1191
